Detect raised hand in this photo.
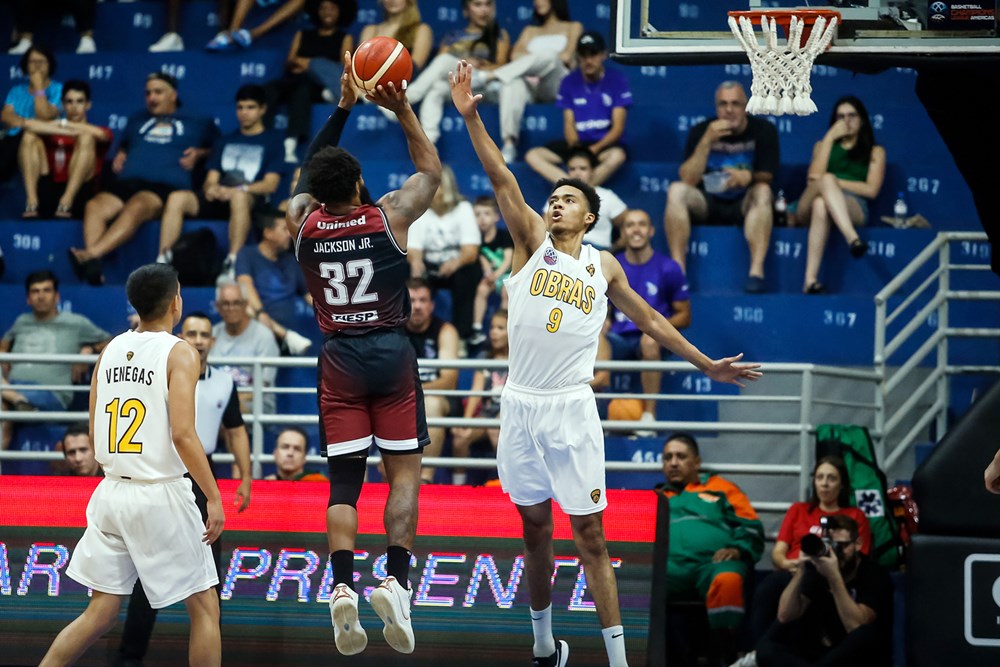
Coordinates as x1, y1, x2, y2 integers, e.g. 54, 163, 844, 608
367, 80, 408, 115
340, 51, 359, 108
704, 353, 763, 388
450, 60, 483, 119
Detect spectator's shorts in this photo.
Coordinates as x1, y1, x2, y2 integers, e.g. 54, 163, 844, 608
701, 193, 746, 226
543, 139, 629, 163
106, 178, 174, 205
66, 476, 218, 609
497, 382, 607, 515
318, 328, 428, 457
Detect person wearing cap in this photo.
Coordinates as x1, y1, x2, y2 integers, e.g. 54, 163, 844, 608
526, 30, 632, 188
68, 72, 220, 286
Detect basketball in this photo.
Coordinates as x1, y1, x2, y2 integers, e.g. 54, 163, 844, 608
608, 398, 644, 422
351, 36, 413, 94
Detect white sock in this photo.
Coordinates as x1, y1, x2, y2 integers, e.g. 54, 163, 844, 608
602, 625, 628, 667
530, 605, 556, 657
452, 472, 467, 485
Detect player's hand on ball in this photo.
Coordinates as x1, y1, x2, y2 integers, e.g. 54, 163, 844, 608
340, 51, 359, 108
450, 60, 483, 118
367, 80, 408, 113
704, 353, 762, 388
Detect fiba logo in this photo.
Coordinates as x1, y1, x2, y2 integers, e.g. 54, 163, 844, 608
964, 554, 1000, 646
930, 1, 948, 13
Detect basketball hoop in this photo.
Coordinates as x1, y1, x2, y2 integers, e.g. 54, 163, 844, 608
728, 9, 840, 116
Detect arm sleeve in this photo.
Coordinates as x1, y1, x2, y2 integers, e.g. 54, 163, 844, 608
603, 188, 627, 219
235, 246, 255, 278
221, 383, 245, 429
776, 503, 802, 545
77, 316, 111, 345
613, 71, 633, 108
664, 259, 690, 302
293, 105, 352, 197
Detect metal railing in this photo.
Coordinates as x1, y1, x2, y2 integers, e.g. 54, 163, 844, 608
873, 231, 999, 470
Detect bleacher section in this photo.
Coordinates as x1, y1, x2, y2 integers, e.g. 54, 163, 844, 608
0, 0, 996, 480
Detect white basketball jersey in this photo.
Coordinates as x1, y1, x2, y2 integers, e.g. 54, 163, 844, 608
505, 236, 608, 389
94, 330, 188, 481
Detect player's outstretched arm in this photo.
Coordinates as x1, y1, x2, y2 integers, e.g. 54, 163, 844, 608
168, 342, 225, 543
602, 252, 763, 387
450, 60, 545, 257
369, 81, 442, 242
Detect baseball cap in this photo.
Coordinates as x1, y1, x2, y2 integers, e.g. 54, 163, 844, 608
577, 31, 606, 55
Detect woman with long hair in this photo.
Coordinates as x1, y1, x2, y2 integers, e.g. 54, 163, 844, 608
358, 0, 433, 70
450, 309, 509, 485
389, 0, 510, 144
797, 95, 886, 294
478, 0, 582, 162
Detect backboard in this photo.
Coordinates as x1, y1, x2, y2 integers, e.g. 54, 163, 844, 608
611, 0, 1000, 69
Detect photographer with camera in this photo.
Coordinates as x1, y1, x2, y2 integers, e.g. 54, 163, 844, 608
752, 514, 893, 667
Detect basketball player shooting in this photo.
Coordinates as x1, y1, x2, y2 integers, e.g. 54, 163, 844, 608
285, 51, 441, 656
450, 60, 763, 667
40, 264, 224, 667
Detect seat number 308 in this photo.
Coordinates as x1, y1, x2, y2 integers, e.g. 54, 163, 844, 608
319, 260, 378, 306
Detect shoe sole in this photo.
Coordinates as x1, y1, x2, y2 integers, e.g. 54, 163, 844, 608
331, 598, 368, 656
370, 588, 415, 654
557, 640, 569, 667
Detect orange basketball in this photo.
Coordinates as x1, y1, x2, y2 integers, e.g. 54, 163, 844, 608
351, 36, 413, 94
608, 398, 644, 422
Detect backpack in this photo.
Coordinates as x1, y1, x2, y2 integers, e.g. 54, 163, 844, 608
815, 424, 902, 569
171, 228, 221, 287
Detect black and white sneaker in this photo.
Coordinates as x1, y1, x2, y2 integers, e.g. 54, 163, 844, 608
532, 639, 569, 667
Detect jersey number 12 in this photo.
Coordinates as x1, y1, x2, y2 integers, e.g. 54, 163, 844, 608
105, 398, 146, 454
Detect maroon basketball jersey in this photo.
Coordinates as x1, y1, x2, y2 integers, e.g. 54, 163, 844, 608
295, 203, 410, 335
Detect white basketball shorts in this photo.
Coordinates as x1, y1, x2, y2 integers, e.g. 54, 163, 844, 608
66, 476, 218, 609
497, 381, 608, 515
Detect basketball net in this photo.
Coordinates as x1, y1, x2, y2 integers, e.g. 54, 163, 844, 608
728, 13, 838, 116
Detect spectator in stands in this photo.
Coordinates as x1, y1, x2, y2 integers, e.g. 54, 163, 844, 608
747, 456, 872, 646
206, 0, 318, 51
265, 426, 328, 480
664, 81, 779, 294
407, 164, 482, 341
539, 146, 628, 250
753, 515, 893, 667
477, 0, 582, 163
59, 422, 100, 476
158, 84, 285, 280
212, 281, 280, 414
264, 0, 356, 163
19, 80, 113, 219
405, 277, 460, 484
236, 208, 314, 355
608, 209, 690, 432
1, 45, 61, 183
797, 96, 884, 294
469, 195, 512, 346
386, 0, 509, 144
148, 0, 185, 52
7, 0, 96, 55
657, 433, 764, 667
0, 270, 111, 450
69, 72, 219, 286
358, 0, 433, 71
525, 30, 631, 187
450, 308, 507, 486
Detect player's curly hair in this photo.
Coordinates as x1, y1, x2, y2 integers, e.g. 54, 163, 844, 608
553, 177, 601, 233
306, 147, 362, 205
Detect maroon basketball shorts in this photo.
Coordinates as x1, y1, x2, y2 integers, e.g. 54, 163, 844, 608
317, 328, 429, 457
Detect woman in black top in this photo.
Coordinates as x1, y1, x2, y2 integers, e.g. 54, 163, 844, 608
265, 0, 357, 162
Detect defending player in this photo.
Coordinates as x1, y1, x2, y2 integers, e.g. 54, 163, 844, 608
285, 52, 441, 656
40, 263, 224, 667
450, 60, 762, 667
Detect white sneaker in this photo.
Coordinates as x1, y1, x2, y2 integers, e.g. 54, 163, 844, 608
369, 576, 414, 654
730, 650, 758, 667
215, 256, 236, 286
634, 411, 657, 438
501, 140, 517, 164
76, 35, 96, 54
283, 329, 313, 355
330, 584, 368, 655
149, 32, 184, 53
8, 38, 31, 55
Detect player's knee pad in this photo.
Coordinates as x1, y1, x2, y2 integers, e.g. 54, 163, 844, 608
327, 452, 367, 509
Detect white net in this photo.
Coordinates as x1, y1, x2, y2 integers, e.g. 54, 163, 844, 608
728, 13, 839, 116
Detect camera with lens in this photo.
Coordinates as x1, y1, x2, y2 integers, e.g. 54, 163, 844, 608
800, 516, 841, 559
